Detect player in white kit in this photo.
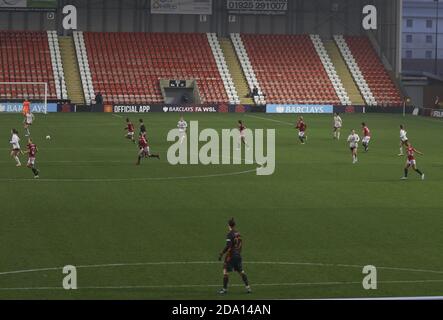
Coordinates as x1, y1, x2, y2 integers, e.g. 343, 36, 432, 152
177, 116, 188, 144
24, 112, 35, 137
398, 125, 409, 156
10, 129, 22, 167
333, 113, 343, 140
347, 129, 360, 164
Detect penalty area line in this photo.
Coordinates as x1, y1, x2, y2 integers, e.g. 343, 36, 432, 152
245, 114, 294, 126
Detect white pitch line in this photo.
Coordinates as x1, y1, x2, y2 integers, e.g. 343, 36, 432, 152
0, 168, 257, 182
1, 261, 443, 277
0, 280, 443, 292
246, 114, 294, 126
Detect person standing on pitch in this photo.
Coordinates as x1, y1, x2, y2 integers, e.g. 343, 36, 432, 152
333, 113, 343, 140
347, 129, 360, 164
10, 128, 22, 167
177, 116, 188, 145
218, 218, 251, 295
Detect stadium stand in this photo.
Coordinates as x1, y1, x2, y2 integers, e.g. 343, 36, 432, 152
230, 33, 266, 105
77, 32, 231, 105
235, 33, 341, 105
207, 33, 240, 105
0, 30, 65, 100
310, 34, 351, 106
338, 35, 403, 106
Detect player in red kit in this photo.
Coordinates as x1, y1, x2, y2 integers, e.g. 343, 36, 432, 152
26, 138, 40, 178
296, 117, 307, 144
136, 135, 160, 165
361, 122, 371, 152
401, 142, 425, 180
124, 118, 135, 143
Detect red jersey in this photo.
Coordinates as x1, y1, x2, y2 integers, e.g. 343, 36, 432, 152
239, 124, 245, 132
363, 126, 371, 137
407, 146, 416, 161
127, 122, 134, 133
27, 143, 37, 158
138, 136, 148, 148
297, 121, 306, 132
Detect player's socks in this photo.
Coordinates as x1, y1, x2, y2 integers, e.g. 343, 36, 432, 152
404, 168, 408, 178
415, 169, 423, 176
31, 168, 39, 176
14, 156, 21, 166
337, 132, 340, 140
241, 273, 249, 287
221, 275, 229, 292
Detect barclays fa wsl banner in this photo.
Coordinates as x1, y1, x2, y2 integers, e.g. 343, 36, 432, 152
151, 0, 212, 15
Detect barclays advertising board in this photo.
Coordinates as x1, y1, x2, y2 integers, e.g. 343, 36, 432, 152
0, 103, 57, 113
266, 104, 334, 114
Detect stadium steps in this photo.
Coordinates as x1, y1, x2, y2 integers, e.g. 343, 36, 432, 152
324, 40, 365, 106
219, 37, 254, 105
58, 36, 85, 104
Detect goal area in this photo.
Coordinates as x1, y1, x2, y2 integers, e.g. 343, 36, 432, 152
0, 82, 49, 114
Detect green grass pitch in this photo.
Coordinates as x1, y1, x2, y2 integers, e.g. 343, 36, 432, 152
0, 112, 442, 299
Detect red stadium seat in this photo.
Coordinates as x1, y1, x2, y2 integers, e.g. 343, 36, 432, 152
0, 31, 57, 100
83, 32, 228, 104
344, 36, 402, 106
240, 34, 340, 105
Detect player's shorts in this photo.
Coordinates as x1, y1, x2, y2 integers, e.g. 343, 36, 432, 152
299, 131, 305, 138
407, 159, 416, 167
240, 131, 246, 138
25, 122, 32, 126
12, 148, 20, 153
350, 145, 358, 151
400, 139, 408, 144
334, 126, 341, 130
140, 146, 150, 155
127, 131, 134, 137
27, 157, 35, 166
224, 256, 243, 273
362, 136, 371, 144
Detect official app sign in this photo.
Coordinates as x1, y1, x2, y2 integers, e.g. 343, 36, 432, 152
266, 104, 334, 114
113, 104, 220, 113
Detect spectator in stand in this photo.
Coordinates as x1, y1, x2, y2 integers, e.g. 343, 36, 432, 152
435, 96, 441, 108
246, 86, 260, 98
94, 92, 104, 112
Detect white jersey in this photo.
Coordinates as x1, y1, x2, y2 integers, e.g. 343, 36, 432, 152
334, 116, 342, 128
25, 113, 34, 124
177, 120, 188, 133
400, 129, 408, 142
347, 133, 360, 148
10, 134, 20, 150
